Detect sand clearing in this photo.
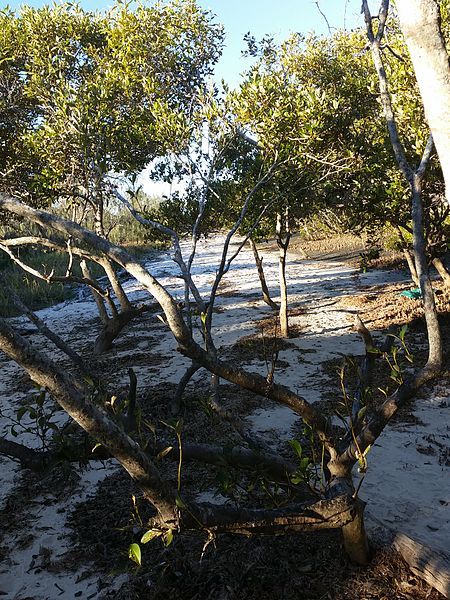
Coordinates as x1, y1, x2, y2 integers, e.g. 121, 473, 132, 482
0, 235, 448, 598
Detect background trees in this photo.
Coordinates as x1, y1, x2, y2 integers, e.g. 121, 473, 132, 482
0, 1, 223, 204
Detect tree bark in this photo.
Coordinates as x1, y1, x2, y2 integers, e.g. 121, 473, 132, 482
93, 308, 141, 354
432, 256, 450, 287
0, 317, 178, 524
276, 210, 291, 338
411, 175, 443, 370
395, 0, 450, 207
403, 248, 420, 286
0, 436, 48, 470
393, 533, 450, 599
188, 493, 356, 535
80, 259, 109, 324
249, 237, 279, 310
101, 258, 132, 312
173, 361, 201, 413
362, 1, 442, 373
341, 499, 370, 565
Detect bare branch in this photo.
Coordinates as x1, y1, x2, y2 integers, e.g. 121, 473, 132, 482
0, 316, 177, 523
0, 194, 333, 448
206, 158, 280, 322
110, 185, 206, 311
375, 0, 390, 42
0, 273, 90, 374
0, 242, 109, 298
361, 0, 413, 181
188, 493, 356, 534
65, 237, 74, 277
416, 133, 434, 180
314, 1, 333, 35
0, 236, 105, 266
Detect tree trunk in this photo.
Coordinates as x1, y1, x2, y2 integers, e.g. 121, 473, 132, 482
80, 259, 109, 324
173, 361, 201, 413
432, 256, 450, 287
249, 237, 279, 310
362, 2, 443, 373
278, 243, 289, 337
102, 258, 132, 312
393, 225, 419, 285
411, 176, 443, 371
276, 210, 291, 338
403, 248, 420, 286
93, 307, 143, 354
341, 499, 370, 565
395, 0, 450, 207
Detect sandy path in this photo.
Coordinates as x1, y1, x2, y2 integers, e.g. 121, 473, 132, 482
0, 235, 448, 598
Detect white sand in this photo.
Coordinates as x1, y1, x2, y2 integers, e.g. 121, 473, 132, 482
0, 234, 448, 598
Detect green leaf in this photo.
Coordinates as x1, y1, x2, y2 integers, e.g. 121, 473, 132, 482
163, 529, 173, 547
140, 529, 162, 544
175, 495, 187, 509
35, 391, 46, 407
288, 439, 302, 460
290, 472, 304, 485
156, 446, 173, 460
128, 543, 141, 566
357, 406, 367, 421
16, 406, 27, 421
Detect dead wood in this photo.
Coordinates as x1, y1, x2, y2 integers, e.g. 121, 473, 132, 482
393, 533, 450, 599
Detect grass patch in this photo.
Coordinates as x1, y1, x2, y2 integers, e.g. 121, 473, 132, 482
0, 248, 105, 317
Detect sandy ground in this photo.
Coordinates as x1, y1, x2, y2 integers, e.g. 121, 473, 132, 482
0, 234, 448, 598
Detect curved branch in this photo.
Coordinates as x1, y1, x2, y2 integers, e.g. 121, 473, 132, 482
0, 316, 177, 523
0, 194, 333, 449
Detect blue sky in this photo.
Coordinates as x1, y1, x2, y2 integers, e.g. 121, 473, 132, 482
199, 0, 363, 84
197, 0, 364, 85
4, 0, 367, 87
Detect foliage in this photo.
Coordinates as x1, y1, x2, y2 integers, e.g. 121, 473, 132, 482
0, 1, 224, 208
0, 387, 61, 451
